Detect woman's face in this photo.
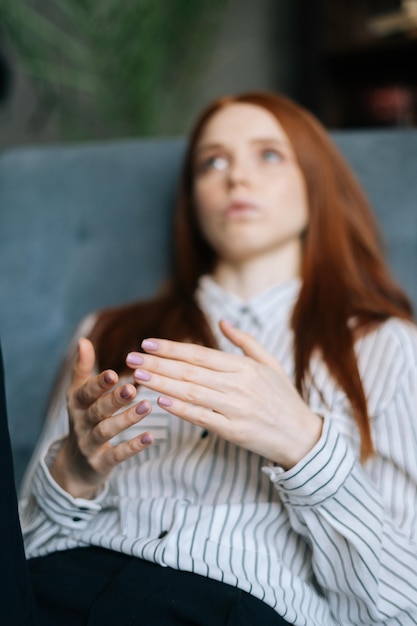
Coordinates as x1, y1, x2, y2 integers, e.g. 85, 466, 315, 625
192, 103, 308, 270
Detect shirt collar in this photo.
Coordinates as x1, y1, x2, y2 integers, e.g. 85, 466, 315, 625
195, 274, 301, 330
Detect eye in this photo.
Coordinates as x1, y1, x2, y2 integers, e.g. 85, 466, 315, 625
196, 154, 229, 174
204, 155, 228, 171
261, 149, 283, 163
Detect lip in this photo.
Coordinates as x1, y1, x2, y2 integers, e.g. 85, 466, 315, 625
224, 200, 259, 218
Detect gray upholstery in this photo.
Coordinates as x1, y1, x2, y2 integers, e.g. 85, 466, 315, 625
0, 130, 416, 486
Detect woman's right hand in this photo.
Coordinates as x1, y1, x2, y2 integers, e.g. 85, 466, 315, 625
50, 337, 154, 499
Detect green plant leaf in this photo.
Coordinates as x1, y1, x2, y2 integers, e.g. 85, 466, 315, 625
1, 0, 230, 138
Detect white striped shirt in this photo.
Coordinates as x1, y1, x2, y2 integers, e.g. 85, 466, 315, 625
19, 276, 417, 625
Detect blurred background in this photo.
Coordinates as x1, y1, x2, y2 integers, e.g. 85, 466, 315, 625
1, 0, 417, 149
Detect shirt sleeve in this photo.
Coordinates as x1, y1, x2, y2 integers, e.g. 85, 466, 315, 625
264, 327, 417, 624
18, 314, 107, 548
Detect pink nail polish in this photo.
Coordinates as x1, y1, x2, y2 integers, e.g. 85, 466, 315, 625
141, 434, 152, 445
158, 396, 172, 407
126, 353, 143, 366
134, 370, 151, 382
142, 339, 159, 351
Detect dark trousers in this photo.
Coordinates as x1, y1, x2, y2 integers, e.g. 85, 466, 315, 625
29, 547, 291, 625
0, 343, 37, 626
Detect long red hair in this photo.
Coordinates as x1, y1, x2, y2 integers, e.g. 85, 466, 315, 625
90, 91, 413, 461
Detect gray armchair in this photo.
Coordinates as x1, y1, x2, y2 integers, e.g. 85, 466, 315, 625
0, 130, 416, 486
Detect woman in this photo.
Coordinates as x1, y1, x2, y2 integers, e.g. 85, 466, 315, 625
20, 92, 417, 625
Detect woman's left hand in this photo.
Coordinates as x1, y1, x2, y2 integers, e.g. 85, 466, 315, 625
126, 320, 322, 469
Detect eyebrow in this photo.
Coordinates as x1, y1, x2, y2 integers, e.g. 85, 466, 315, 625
195, 137, 290, 155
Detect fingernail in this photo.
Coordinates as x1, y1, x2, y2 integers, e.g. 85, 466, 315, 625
135, 400, 148, 415
134, 369, 151, 382
141, 434, 152, 445
104, 371, 116, 385
158, 396, 172, 407
120, 385, 132, 399
126, 353, 143, 366
142, 339, 159, 351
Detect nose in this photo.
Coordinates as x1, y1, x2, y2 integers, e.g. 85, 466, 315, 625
226, 155, 251, 188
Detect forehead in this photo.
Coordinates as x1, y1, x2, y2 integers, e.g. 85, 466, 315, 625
197, 102, 289, 146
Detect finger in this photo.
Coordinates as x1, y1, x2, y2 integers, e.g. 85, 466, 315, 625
90, 399, 152, 444
70, 338, 119, 405
70, 337, 97, 390
134, 370, 224, 407
132, 368, 224, 409
127, 351, 227, 389
140, 338, 238, 372
219, 319, 282, 372
73, 368, 121, 410
95, 430, 155, 474
157, 395, 227, 433
85, 382, 138, 426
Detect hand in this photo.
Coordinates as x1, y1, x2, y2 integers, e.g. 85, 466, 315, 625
50, 337, 154, 499
126, 320, 322, 469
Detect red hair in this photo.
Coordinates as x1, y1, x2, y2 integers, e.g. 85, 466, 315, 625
91, 91, 413, 461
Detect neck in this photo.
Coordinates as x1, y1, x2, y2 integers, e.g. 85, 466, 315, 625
211, 244, 302, 300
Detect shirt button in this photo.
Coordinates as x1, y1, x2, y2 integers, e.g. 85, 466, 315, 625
158, 530, 168, 539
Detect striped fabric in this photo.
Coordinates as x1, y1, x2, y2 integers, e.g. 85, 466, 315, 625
20, 276, 417, 625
